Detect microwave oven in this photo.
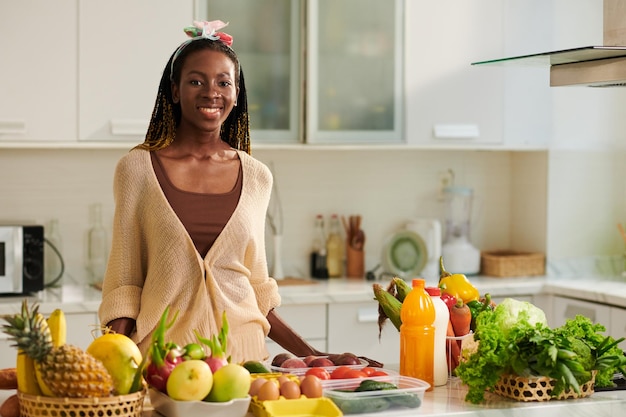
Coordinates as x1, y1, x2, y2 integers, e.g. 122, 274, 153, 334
0, 225, 44, 295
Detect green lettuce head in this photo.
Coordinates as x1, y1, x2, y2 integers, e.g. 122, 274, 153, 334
493, 298, 547, 336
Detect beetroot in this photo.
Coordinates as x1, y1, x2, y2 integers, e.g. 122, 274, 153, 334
195, 311, 230, 373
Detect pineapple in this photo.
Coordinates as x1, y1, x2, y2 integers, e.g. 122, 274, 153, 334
2, 300, 114, 398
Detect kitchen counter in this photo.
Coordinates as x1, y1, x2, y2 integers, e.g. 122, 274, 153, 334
142, 378, 626, 417
2, 274, 624, 315
1, 381, 624, 417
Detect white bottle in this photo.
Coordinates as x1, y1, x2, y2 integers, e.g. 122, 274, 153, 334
425, 286, 450, 386
87, 203, 108, 284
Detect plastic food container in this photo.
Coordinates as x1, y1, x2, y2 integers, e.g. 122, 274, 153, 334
323, 376, 429, 414
271, 356, 368, 376
149, 388, 250, 417
250, 397, 342, 417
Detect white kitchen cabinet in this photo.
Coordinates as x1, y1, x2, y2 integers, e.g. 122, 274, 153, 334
201, 0, 403, 144
0, 0, 77, 142
610, 306, 626, 351
327, 301, 400, 367
78, 0, 193, 141
265, 304, 327, 359
550, 296, 612, 329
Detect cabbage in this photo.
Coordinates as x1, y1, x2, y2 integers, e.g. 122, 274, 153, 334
493, 298, 547, 336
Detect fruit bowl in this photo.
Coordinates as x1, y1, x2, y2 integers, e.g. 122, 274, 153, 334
18, 389, 146, 417
148, 388, 250, 417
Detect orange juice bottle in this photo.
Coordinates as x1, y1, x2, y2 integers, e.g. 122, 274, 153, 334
400, 278, 435, 390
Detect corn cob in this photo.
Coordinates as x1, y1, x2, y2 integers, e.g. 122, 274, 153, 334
373, 283, 402, 336
392, 277, 412, 302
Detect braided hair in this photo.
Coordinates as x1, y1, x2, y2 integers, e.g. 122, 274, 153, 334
138, 38, 250, 154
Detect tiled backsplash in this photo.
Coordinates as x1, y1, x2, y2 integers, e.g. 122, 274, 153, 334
1, 146, 622, 283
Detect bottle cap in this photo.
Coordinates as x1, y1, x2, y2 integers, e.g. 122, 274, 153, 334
411, 278, 425, 288
425, 286, 440, 296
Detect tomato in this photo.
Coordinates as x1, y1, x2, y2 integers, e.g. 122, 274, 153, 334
305, 367, 331, 380
330, 366, 352, 379
343, 369, 367, 379
360, 367, 377, 376
370, 370, 389, 377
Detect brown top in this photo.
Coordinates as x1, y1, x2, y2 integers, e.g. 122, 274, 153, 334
151, 151, 242, 257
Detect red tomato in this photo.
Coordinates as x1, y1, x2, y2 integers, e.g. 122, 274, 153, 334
305, 367, 331, 380
370, 370, 389, 377
343, 369, 367, 379
360, 367, 377, 376
330, 366, 352, 379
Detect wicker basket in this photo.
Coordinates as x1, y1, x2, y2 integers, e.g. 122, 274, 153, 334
492, 372, 595, 402
481, 251, 545, 277
17, 389, 146, 417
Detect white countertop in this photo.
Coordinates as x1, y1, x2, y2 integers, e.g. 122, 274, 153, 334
1, 274, 625, 315
1, 276, 625, 416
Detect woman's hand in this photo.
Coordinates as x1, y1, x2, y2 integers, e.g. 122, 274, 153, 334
106, 317, 136, 337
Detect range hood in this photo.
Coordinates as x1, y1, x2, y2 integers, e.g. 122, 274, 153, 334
471, 0, 626, 87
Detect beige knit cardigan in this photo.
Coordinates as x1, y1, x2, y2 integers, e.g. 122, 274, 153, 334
98, 148, 281, 362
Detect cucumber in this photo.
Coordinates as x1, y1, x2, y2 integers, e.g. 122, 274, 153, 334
242, 360, 270, 374
387, 392, 422, 408
354, 379, 398, 392
334, 397, 391, 414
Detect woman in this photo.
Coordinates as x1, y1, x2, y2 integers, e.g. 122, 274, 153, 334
98, 21, 380, 366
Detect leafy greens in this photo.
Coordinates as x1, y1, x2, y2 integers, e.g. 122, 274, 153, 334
456, 298, 626, 404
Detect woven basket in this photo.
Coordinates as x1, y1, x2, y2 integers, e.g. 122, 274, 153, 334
481, 251, 545, 277
17, 389, 146, 417
492, 372, 595, 402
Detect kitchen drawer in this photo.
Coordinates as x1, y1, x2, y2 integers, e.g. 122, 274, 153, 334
274, 304, 327, 340
551, 296, 611, 328
327, 301, 400, 367
610, 306, 626, 351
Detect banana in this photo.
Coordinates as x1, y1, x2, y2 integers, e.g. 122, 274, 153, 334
16, 350, 42, 395
35, 364, 54, 396
47, 309, 67, 348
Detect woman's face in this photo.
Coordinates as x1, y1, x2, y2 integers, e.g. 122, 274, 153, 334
171, 49, 239, 135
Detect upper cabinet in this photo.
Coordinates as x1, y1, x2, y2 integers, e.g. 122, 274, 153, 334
201, 0, 403, 144
0, 0, 77, 142
79, 0, 193, 141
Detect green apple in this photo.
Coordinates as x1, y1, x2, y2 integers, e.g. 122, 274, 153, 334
86, 333, 143, 395
166, 360, 213, 401
204, 363, 251, 402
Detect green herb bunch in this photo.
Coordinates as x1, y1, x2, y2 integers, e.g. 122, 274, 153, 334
456, 307, 626, 404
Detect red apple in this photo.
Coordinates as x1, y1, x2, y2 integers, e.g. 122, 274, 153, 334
166, 360, 213, 401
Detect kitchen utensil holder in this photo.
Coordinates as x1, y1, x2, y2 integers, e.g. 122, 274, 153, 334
346, 246, 364, 279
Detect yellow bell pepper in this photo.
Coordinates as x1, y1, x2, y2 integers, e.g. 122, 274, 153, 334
438, 257, 479, 303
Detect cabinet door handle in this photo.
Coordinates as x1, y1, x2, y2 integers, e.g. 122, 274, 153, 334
357, 308, 378, 323
564, 305, 595, 321
110, 119, 148, 136
0, 120, 26, 135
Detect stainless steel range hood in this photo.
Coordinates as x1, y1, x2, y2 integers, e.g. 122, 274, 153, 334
472, 0, 626, 87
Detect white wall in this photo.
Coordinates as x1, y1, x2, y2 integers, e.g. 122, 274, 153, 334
0, 148, 547, 285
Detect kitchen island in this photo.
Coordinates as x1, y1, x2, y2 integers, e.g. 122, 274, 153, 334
139, 378, 626, 417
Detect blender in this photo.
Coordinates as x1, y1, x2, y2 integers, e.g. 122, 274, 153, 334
441, 186, 481, 275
